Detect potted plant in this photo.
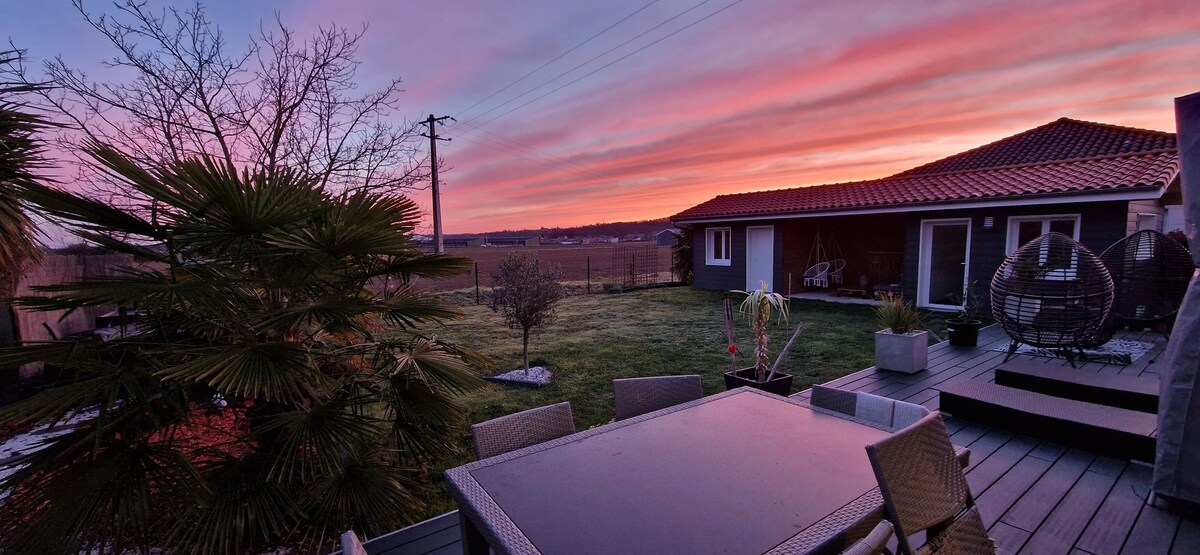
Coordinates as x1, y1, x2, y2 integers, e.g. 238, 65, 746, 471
873, 293, 928, 373
722, 282, 805, 396
946, 279, 984, 347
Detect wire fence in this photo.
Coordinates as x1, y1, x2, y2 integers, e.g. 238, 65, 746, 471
410, 243, 679, 300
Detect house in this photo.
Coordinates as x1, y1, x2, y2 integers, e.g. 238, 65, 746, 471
655, 227, 682, 246
671, 118, 1181, 309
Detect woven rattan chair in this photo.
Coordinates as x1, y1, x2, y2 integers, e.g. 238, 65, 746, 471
1100, 230, 1194, 327
840, 520, 895, 555
866, 411, 996, 555
991, 232, 1113, 367
811, 386, 970, 467
340, 530, 369, 555
613, 375, 703, 420
471, 402, 575, 459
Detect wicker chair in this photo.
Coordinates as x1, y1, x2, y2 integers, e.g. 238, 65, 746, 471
991, 232, 1113, 366
811, 386, 969, 467
613, 375, 703, 420
471, 402, 575, 459
865, 411, 996, 555
840, 520, 895, 555
1099, 230, 1194, 327
340, 530, 369, 555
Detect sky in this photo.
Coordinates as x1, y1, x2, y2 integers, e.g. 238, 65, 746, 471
5, 0, 1200, 234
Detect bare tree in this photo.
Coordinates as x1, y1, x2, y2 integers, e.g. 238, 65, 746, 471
488, 253, 565, 374
2, 1, 428, 200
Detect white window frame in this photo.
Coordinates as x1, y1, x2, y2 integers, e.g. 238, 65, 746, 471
706, 227, 732, 266
1005, 214, 1081, 255
1006, 214, 1082, 280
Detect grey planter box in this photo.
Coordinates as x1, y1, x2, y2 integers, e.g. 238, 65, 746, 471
874, 330, 928, 373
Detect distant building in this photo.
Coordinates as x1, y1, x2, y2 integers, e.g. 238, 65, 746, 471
443, 237, 485, 248
620, 233, 648, 243
655, 228, 682, 246
585, 236, 619, 244
484, 236, 540, 247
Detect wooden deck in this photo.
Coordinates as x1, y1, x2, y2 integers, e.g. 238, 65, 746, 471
793, 324, 1197, 555
368, 325, 1198, 554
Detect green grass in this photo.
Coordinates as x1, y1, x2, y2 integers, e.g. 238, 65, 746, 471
407, 286, 947, 519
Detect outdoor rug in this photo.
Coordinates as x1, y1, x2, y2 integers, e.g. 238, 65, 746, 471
991, 339, 1155, 365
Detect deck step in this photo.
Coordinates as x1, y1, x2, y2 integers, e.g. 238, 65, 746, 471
995, 361, 1159, 413
939, 381, 1157, 462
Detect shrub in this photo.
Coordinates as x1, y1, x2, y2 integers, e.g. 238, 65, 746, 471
488, 253, 565, 373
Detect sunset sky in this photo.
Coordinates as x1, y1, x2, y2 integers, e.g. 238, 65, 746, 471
7, 0, 1200, 234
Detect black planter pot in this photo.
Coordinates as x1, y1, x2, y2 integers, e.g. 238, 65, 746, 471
723, 367, 794, 396
946, 319, 983, 347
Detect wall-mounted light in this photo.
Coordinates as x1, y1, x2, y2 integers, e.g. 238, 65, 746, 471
983, 216, 995, 230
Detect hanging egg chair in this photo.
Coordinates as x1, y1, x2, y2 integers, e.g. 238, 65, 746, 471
990, 232, 1113, 366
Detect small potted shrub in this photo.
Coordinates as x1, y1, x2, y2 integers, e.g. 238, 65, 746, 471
873, 293, 928, 373
722, 282, 804, 396
946, 279, 984, 347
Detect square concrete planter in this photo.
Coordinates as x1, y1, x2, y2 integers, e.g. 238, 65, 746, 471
874, 330, 929, 373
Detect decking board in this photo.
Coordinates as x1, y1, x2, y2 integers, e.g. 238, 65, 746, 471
1077, 463, 1153, 555
799, 326, 1196, 555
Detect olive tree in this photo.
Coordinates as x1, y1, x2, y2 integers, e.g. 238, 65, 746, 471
488, 253, 565, 374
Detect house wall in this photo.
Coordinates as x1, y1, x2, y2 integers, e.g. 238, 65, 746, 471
690, 200, 1131, 300
691, 222, 785, 292
779, 214, 907, 293
1126, 199, 1164, 234
900, 200, 1130, 303
692, 223, 745, 291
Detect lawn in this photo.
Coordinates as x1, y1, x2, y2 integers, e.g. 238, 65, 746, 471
407, 285, 949, 519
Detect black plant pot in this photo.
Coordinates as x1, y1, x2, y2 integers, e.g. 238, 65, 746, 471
946, 319, 983, 347
723, 367, 794, 396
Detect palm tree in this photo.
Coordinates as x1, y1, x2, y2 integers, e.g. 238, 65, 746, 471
0, 50, 48, 293
0, 143, 485, 554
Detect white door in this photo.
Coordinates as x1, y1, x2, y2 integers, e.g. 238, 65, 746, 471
917, 219, 972, 309
746, 226, 774, 292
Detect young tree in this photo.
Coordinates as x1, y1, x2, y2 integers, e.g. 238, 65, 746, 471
488, 253, 565, 374
2, 1, 428, 200
0, 144, 484, 554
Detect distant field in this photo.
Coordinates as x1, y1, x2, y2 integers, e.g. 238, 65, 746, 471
412, 243, 675, 292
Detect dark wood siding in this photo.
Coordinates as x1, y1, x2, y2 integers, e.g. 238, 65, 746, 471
695, 200, 1130, 299
901, 200, 1130, 306
692, 223, 746, 291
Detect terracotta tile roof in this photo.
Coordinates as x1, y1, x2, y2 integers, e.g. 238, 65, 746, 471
672, 118, 1178, 222
896, 118, 1176, 176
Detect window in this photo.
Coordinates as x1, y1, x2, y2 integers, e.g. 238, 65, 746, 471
1005, 214, 1080, 255
706, 227, 731, 266
1005, 214, 1081, 280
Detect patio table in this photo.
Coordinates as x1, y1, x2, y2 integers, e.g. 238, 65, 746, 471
444, 387, 893, 555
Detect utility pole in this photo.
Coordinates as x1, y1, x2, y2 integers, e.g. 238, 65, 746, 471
419, 114, 454, 253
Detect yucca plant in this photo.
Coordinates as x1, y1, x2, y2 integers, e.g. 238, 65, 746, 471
0, 142, 485, 554
731, 281, 803, 382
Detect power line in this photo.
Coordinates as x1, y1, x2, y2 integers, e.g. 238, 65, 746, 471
456, 0, 715, 129
471, 0, 748, 129
455, 0, 662, 121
